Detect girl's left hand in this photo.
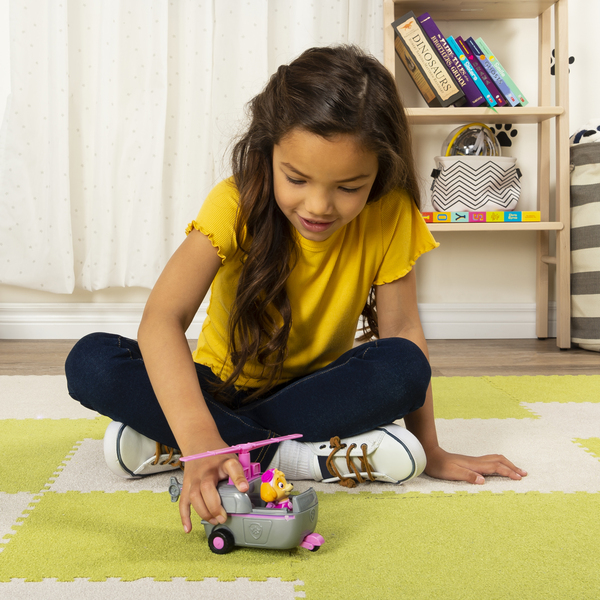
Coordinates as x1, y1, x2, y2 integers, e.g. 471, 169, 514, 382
424, 446, 527, 484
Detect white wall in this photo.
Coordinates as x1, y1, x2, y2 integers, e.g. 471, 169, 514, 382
1, 0, 597, 340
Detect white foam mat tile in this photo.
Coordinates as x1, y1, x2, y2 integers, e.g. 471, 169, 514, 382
522, 402, 600, 438
0, 376, 97, 419
0, 578, 305, 599
412, 417, 600, 493
47, 439, 178, 493
296, 414, 600, 495
44, 402, 600, 496
0, 493, 36, 551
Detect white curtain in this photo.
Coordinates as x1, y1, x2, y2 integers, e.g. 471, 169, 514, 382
0, 0, 383, 293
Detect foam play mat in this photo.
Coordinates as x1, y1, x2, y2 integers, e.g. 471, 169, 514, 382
1, 375, 600, 599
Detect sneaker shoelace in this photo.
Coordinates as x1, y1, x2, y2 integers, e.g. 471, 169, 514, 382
325, 436, 376, 488
152, 442, 183, 470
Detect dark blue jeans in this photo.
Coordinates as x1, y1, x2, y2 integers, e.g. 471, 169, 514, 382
65, 332, 430, 467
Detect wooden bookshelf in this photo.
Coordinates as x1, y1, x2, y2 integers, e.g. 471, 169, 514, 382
383, 0, 571, 348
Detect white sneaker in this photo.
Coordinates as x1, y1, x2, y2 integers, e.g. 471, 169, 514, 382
103, 421, 182, 478
304, 424, 426, 487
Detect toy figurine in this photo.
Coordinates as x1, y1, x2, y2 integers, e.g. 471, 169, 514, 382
260, 468, 294, 510
168, 434, 324, 554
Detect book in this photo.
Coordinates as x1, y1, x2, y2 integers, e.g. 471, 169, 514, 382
446, 36, 496, 108
392, 12, 465, 108
417, 13, 485, 107
422, 211, 541, 223
476, 37, 529, 106
456, 36, 506, 107
466, 37, 519, 106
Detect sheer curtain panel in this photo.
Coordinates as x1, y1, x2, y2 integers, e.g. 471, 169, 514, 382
0, 0, 383, 293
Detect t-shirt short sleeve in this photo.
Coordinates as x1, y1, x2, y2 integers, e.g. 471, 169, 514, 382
373, 189, 439, 286
185, 179, 240, 264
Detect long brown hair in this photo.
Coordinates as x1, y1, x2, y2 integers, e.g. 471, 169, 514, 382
215, 45, 421, 401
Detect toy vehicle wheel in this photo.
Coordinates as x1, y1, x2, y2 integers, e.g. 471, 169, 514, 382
208, 528, 235, 554
308, 545, 320, 552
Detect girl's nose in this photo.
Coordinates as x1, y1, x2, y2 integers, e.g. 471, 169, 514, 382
304, 190, 333, 217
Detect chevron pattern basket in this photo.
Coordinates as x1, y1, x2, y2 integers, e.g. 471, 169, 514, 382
431, 156, 521, 212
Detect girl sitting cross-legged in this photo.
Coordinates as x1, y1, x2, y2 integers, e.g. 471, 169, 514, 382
65, 45, 526, 534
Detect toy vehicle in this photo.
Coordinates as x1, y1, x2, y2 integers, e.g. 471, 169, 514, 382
168, 434, 324, 554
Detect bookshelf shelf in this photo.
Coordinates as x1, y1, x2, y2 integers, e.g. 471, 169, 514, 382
389, 1, 558, 21
383, 0, 571, 347
428, 221, 564, 233
407, 107, 564, 125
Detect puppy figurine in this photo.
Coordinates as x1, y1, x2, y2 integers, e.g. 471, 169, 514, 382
260, 468, 294, 510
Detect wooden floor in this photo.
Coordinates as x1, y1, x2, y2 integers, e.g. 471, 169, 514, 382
1, 338, 598, 376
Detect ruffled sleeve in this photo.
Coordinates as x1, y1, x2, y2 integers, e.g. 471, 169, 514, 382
373, 189, 439, 285
185, 179, 240, 264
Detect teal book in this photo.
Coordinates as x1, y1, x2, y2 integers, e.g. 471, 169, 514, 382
447, 35, 496, 107
476, 37, 529, 106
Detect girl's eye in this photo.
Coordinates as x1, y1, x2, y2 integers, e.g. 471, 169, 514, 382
340, 186, 360, 194
285, 175, 304, 186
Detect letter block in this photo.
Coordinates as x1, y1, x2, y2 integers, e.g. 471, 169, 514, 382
468, 212, 486, 223
451, 212, 469, 222
486, 211, 504, 222
504, 211, 522, 222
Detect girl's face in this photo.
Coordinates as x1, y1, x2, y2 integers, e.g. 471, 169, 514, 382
272, 129, 379, 242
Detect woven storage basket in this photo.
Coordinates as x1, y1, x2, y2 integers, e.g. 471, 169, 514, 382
431, 155, 521, 213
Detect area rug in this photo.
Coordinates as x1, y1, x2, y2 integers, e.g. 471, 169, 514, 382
1, 375, 600, 599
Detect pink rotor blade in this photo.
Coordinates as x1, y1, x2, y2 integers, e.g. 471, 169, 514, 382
180, 433, 303, 462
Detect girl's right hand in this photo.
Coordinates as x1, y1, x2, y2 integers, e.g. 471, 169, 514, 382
178, 447, 249, 533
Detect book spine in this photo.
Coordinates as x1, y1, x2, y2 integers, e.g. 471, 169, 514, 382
466, 37, 519, 106
446, 36, 496, 107
392, 12, 465, 108
456, 36, 506, 107
476, 37, 529, 106
417, 13, 485, 107
393, 36, 438, 106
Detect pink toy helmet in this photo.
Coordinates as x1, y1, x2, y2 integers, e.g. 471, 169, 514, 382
262, 468, 276, 483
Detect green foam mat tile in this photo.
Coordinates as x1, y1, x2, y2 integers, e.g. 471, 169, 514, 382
1, 490, 598, 599
485, 375, 600, 404
573, 438, 600, 461
431, 377, 536, 419
0, 417, 110, 493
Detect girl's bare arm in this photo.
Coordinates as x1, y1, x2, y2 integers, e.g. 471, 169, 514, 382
375, 267, 527, 484
138, 228, 248, 532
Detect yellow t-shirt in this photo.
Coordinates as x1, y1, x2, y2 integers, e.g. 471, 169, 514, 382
186, 179, 438, 388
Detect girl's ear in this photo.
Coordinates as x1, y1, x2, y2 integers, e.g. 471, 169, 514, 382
260, 482, 277, 502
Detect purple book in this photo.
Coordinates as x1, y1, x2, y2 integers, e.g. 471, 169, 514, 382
456, 36, 506, 107
417, 13, 485, 107
466, 37, 520, 106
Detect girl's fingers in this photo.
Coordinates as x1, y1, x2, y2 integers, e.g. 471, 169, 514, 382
197, 479, 228, 525
469, 454, 527, 479
179, 497, 193, 533
223, 457, 249, 493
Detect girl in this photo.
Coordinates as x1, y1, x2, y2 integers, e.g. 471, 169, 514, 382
66, 45, 526, 534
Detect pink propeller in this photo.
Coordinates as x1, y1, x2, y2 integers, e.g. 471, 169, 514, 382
181, 434, 303, 479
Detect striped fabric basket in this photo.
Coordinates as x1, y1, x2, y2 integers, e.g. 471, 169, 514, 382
570, 143, 600, 351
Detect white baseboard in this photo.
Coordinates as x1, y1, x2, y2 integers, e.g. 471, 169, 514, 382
0, 302, 557, 340
0, 302, 210, 340
418, 303, 557, 340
